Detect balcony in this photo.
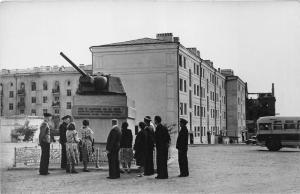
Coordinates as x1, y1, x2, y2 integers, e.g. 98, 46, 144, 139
17, 102, 25, 109
52, 88, 60, 95
52, 101, 60, 107
17, 89, 25, 96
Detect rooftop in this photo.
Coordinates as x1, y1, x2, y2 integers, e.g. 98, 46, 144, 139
0, 64, 92, 75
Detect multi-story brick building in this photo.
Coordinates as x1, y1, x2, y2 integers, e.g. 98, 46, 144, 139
90, 33, 227, 144
0, 65, 92, 117
221, 69, 246, 143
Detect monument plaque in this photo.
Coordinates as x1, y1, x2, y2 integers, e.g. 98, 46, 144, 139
72, 105, 127, 118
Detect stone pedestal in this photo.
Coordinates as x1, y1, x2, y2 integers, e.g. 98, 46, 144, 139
72, 95, 136, 143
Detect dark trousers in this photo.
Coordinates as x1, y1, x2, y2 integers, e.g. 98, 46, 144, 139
144, 150, 154, 175
178, 150, 189, 176
107, 152, 120, 178
39, 143, 50, 174
156, 147, 168, 178
61, 144, 67, 169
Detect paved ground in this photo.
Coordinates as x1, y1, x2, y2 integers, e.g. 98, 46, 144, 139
1, 145, 300, 194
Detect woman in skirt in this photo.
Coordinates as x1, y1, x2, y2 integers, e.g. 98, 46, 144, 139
120, 122, 133, 173
65, 117, 80, 173
80, 120, 94, 172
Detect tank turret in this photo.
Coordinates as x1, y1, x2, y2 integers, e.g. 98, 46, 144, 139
60, 52, 125, 95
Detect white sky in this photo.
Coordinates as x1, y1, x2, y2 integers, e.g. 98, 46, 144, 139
0, 0, 299, 116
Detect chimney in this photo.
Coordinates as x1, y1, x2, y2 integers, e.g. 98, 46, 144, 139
173, 37, 180, 43
272, 83, 275, 96
196, 50, 200, 57
156, 33, 173, 42
221, 69, 234, 76
218, 68, 220, 73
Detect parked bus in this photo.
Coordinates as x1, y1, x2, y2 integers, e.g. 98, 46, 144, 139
256, 116, 300, 151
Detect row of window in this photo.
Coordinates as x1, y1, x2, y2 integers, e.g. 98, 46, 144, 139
8, 102, 72, 111
259, 121, 300, 130
193, 105, 207, 117
8, 90, 72, 98
5, 80, 72, 88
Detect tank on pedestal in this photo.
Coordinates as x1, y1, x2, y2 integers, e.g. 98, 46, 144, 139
60, 52, 136, 143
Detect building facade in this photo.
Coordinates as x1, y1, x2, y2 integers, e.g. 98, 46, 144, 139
246, 83, 276, 138
0, 65, 92, 117
221, 69, 247, 142
90, 33, 227, 144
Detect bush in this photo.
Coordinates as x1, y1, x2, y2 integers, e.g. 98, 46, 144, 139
11, 125, 38, 142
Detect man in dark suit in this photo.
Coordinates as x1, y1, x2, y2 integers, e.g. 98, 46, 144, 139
176, 118, 189, 177
154, 115, 170, 179
106, 119, 122, 179
39, 113, 52, 175
59, 115, 69, 169
143, 116, 155, 176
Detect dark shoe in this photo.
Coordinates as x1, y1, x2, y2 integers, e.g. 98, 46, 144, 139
106, 176, 119, 179
156, 176, 168, 179
178, 174, 188, 177
83, 169, 90, 172
71, 170, 78, 174
66, 169, 70, 173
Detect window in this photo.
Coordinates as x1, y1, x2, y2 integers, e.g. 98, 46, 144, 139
194, 84, 196, 95
194, 63, 196, 74
20, 109, 24, 114
9, 103, 13, 110
259, 123, 271, 130
183, 57, 186, 68
184, 103, 187, 115
31, 109, 36, 116
184, 80, 187, 92
273, 121, 282, 130
298, 121, 300, 129
180, 103, 183, 115
10, 82, 13, 87
189, 90, 192, 108
55, 96, 59, 101
179, 79, 183, 91
189, 69, 192, 87
194, 105, 197, 116
9, 91, 14, 98
197, 85, 199, 96
196, 65, 199, 75
67, 89, 72, 96
197, 106, 200, 116
284, 120, 296, 130
54, 109, 60, 114
178, 55, 182, 67
67, 102, 72, 109
31, 82, 36, 91
43, 96, 47, 103
67, 80, 71, 86
43, 81, 48, 90
31, 97, 36, 103
43, 109, 47, 114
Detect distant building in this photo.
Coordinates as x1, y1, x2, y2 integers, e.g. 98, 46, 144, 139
246, 83, 276, 137
221, 69, 247, 143
0, 65, 92, 117
90, 33, 227, 144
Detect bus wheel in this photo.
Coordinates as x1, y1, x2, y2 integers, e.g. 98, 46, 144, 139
266, 139, 281, 151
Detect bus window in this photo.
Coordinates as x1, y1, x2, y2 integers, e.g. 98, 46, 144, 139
298, 121, 300, 130
259, 123, 271, 130
284, 120, 296, 130
273, 121, 282, 130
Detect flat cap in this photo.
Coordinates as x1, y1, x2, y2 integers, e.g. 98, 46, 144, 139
180, 118, 188, 125
43, 113, 52, 117
61, 115, 71, 120
144, 116, 151, 121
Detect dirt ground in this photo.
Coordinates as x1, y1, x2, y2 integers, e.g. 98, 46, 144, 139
1, 145, 300, 194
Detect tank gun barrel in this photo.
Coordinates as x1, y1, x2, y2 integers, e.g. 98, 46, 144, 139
60, 52, 88, 77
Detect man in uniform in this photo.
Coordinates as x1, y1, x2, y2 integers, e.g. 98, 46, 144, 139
106, 119, 122, 179
39, 113, 52, 175
176, 118, 189, 177
143, 116, 155, 176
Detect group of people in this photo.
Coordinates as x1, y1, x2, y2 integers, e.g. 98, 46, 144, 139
38, 113, 189, 179
39, 113, 94, 175
106, 115, 189, 179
